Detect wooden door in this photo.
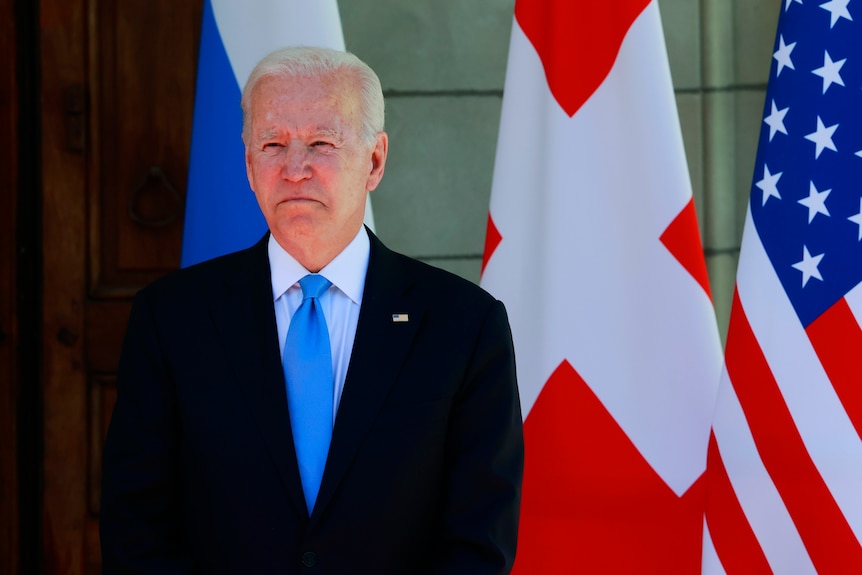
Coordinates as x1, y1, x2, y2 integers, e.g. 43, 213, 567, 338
40, 0, 202, 572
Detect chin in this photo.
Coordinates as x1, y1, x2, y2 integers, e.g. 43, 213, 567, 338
274, 218, 320, 240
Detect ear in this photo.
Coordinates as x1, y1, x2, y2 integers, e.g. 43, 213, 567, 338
365, 132, 388, 192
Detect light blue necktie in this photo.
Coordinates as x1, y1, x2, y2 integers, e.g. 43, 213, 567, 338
283, 274, 333, 514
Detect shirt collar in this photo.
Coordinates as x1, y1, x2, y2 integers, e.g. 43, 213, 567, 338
269, 227, 370, 305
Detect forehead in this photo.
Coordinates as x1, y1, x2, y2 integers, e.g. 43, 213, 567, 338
250, 72, 360, 127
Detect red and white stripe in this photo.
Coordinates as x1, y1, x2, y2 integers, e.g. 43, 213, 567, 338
482, 0, 722, 571
703, 209, 862, 574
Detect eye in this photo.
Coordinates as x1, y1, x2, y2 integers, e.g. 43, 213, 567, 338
311, 140, 334, 148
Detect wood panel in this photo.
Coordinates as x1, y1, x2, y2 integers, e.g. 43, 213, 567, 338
83, 7, 201, 565
41, 0, 89, 570
86, 375, 116, 574
1, 0, 19, 570
40, 0, 202, 572
89, 0, 200, 297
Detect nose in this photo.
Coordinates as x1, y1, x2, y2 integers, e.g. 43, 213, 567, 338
281, 143, 311, 182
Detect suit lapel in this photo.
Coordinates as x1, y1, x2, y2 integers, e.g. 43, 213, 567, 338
312, 232, 424, 521
207, 235, 308, 518
206, 232, 426, 522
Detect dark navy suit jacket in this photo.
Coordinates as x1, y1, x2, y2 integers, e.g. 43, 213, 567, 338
100, 230, 524, 574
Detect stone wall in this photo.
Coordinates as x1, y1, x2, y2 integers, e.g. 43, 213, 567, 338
340, 0, 782, 340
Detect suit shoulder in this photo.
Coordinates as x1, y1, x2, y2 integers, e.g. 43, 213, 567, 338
389, 250, 498, 307
137, 241, 263, 305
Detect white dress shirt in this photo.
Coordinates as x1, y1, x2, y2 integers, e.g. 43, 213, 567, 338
269, 227, 370, 421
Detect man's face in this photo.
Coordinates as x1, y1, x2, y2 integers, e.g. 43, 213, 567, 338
244, 72, 387, 266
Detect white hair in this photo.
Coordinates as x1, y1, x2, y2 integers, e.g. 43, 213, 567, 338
241, 46, 385, 145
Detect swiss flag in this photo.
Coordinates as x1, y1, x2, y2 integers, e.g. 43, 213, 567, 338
480, 0, 723, 571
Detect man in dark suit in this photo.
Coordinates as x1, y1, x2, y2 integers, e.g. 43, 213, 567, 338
100, 46, 523, 574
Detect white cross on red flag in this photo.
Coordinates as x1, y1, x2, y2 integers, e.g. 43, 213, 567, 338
481, 0, 723, 571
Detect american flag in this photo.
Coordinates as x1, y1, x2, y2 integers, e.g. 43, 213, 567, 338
702, 1, 862, 573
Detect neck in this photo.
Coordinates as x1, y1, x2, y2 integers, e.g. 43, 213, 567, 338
271, 225, 362, 273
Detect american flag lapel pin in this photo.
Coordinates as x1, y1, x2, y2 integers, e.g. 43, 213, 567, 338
392, 313, 409, 323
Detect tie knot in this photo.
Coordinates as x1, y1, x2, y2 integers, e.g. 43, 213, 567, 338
299, 274, 331, 300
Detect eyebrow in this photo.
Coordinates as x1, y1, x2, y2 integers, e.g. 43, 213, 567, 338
310, 129, 343, 142
256, 129, 280, 141
254, 128, 344, 142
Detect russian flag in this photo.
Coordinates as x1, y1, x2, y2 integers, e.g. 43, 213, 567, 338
182, 0, 373, 267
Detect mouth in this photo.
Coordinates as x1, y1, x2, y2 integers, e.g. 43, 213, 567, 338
278, 196, 324, 209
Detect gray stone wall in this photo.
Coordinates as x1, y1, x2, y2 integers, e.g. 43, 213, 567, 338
340, 0, 782, 341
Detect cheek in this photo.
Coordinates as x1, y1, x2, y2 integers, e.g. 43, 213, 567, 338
249, 159, 281, 188
246, 168, 277, 210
